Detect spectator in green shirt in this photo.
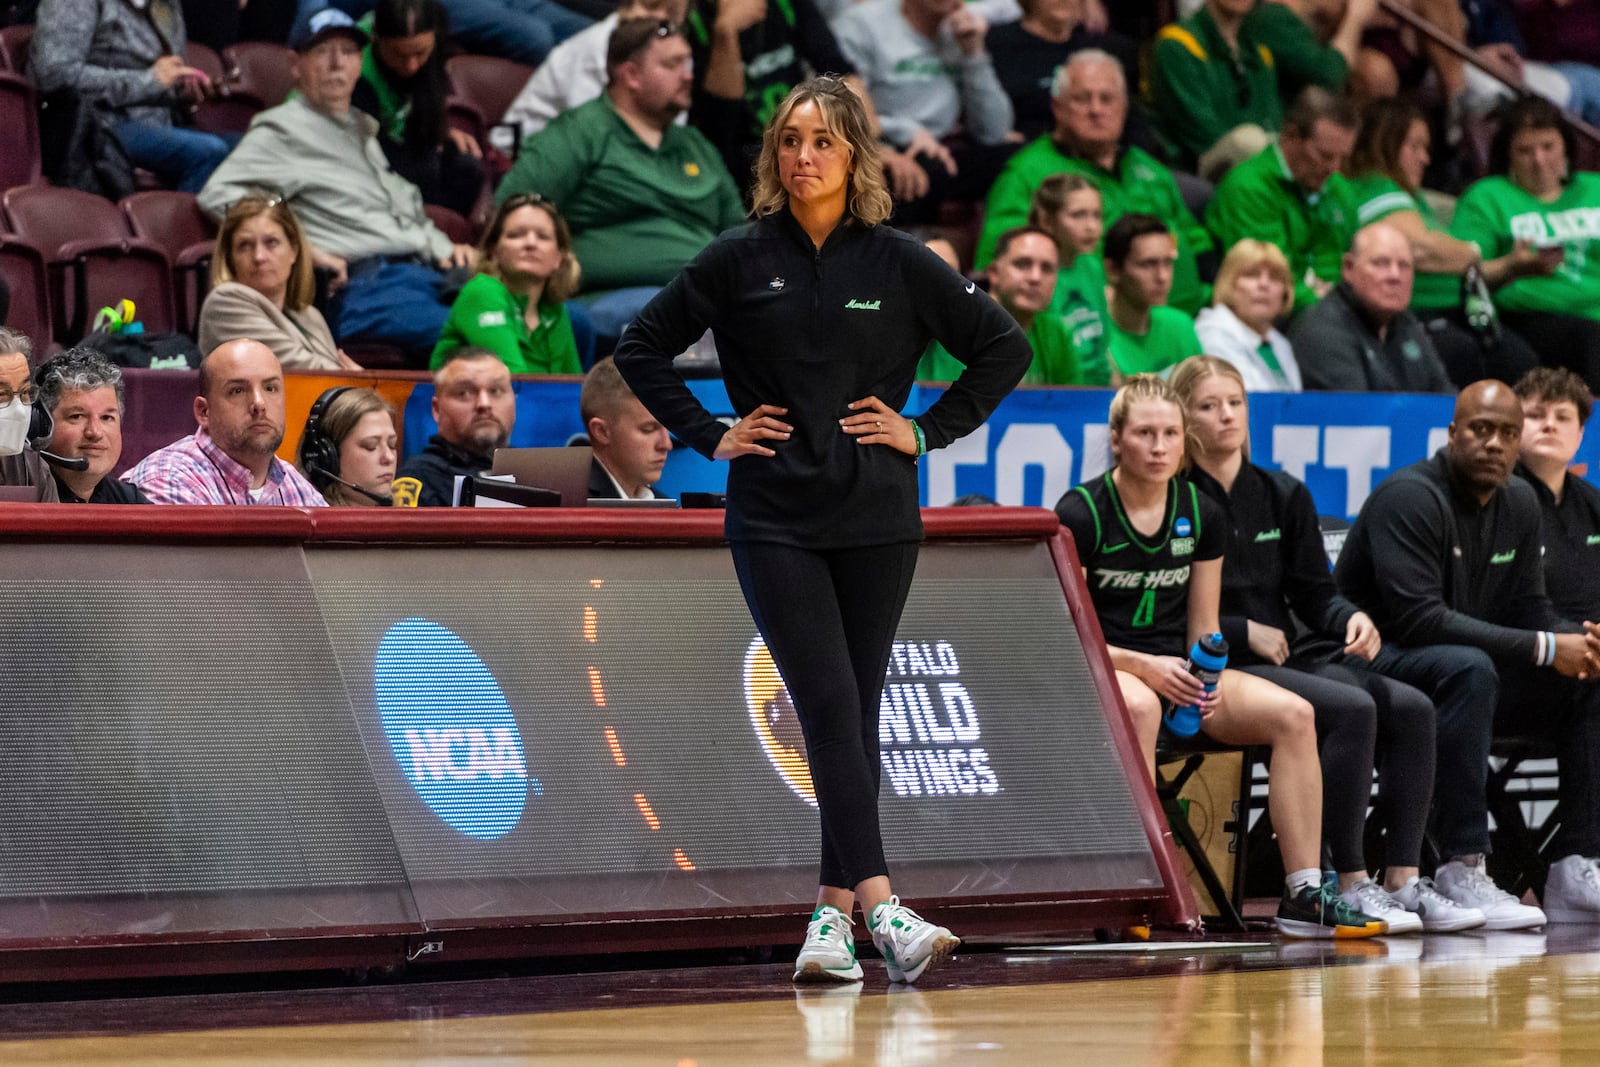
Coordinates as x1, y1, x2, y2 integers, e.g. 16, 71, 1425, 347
1348, 96, 1548, 386
1028, 173, 1111, 385
1453, 96, 1600, 391
1244, 0, 1379, 103
919, 226, 1084, 385
1105, 214, 1202, 378
1206, 86, 1360, 316
1148, 0, 1280, 179
432, 193, 587, 375
497, 18, 747, 348
976, 49, 1213, 313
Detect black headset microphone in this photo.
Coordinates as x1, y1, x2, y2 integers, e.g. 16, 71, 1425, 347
26, 400, 90, 471
306, 463, 393, 506
303, 386, 393, 506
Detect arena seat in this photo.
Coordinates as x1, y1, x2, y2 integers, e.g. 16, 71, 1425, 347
445, 54, 534, 134
424, 203, 476, 246
0, 72, 41, 190
0, 233, 54, 352
121, 190, 217, 336
0, 22, 30, 76
221, 41, 295, 108
192, 93, 264, 136
183, 41, 225, 85
3, 184, 176, 341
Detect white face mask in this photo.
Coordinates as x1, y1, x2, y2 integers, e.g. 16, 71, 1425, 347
0, 397, 30, 457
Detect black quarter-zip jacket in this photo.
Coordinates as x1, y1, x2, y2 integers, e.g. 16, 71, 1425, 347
1517, 461, 1600, 625
1334, 450, 1571, 664
1189, 461, 1357, 666
616, 210, 1031, 547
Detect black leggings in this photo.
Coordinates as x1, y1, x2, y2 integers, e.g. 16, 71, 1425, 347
1242, 660, 1436, 872
1501, 310, 1600, 393
731, 540, 920, 890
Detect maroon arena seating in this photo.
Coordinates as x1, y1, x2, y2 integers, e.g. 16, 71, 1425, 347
0, 72, 41, 190
0, 23, 30, 76
0, 232, 54, 351
183, 41, 225, 86
220, 41, 296, 109
445, 54, 533, 135
3, 185, 177, 341
121, 190, 218, 336
424, 203, 476, 246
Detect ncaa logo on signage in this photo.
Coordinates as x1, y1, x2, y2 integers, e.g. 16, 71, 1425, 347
374, 617, 539, 839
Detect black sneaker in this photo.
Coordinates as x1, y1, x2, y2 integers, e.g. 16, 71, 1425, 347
1277, 879, 1387, 939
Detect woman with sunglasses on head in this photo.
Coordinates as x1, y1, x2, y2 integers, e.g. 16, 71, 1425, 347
1056, 374, 1387, 940
431, 193, 588, 374
200, 196, 362, 372
1171, 355, 1486, 934
615, 75, 1031, 985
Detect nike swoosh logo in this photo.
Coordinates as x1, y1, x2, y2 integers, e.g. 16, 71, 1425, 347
965, 282, 976, 294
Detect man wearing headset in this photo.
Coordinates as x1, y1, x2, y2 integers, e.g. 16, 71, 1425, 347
0, 327, 60, 502
126, 340, 328, 506
34, 349, 151, 504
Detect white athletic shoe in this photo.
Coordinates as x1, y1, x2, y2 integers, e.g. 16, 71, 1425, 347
794, 905, 864, 983
1391, 875, 1487, 932
868, 896, 960, 984
1339, 877, 1424, 934
1543, 854, 1600, 923
1434, 856, 1546, 930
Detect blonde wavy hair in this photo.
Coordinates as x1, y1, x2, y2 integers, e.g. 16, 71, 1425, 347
750, 75, 893, 226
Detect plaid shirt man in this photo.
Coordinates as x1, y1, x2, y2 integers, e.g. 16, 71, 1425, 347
126, 428, 327, 507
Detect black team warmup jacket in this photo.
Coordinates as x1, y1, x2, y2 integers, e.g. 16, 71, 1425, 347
1335, 450, 1574, 665
1189, 461, 1359, 666
616, 209, 1031, 548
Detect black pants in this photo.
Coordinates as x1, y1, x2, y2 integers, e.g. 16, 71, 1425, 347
731, 540, 919, 890
1243, 659, 1437, 871
1420, 308, 1539, 388
1495, 663, 1600, 860
381, 138, 487, 219
889, 141, 1019, 228
1501, 310, 1600, 393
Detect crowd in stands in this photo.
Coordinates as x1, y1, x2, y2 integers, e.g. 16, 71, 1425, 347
8, 0, 1600, 396
10, 0, 1600, 936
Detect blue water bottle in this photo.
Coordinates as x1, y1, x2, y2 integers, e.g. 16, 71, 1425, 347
1164, 633, 1228, 737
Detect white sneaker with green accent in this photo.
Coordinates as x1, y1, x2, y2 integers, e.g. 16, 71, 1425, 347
1339, 877, 1424, 934
794, 905, 863, 983
868, 896, 959, 984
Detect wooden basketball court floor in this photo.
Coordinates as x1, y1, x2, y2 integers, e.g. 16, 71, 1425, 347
4, 926, 1600, 1066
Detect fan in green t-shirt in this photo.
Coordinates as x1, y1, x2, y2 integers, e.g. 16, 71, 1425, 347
1104, 214, 1201, 378
431, 195, 585, 376
919, 226, 1085, 385
1348, 98, 1559, 314
1452, 98, 1600, 327
1026, 173, 1113, 387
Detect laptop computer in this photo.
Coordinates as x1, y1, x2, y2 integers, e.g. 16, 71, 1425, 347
490, 446, 596, 507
